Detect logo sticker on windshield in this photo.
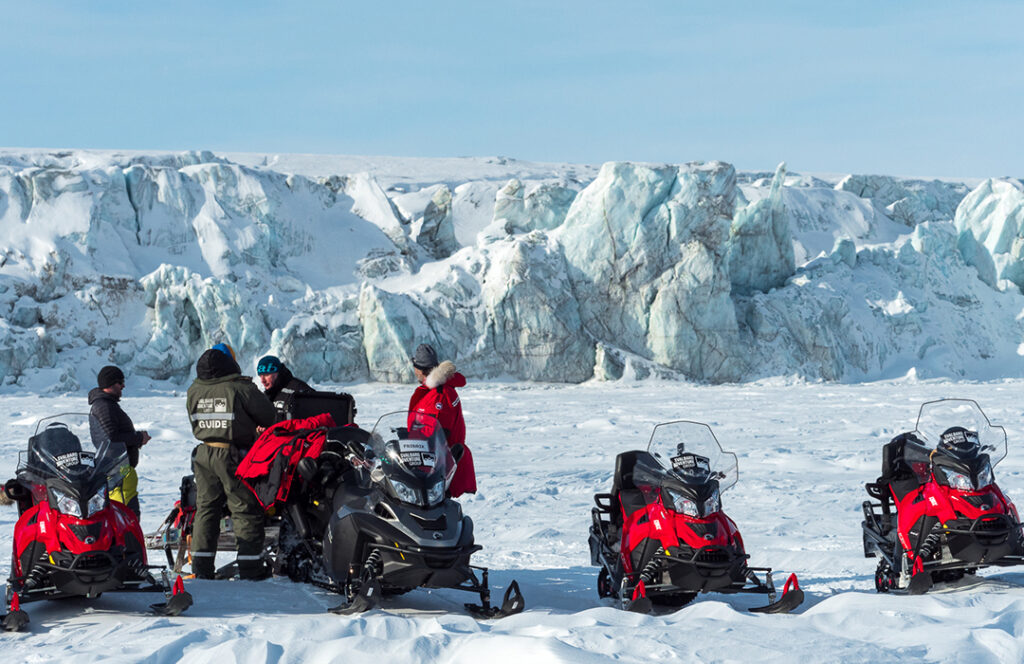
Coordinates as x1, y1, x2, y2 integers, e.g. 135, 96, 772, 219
671, 453, 711, 480
399, 440, 430, 453
400, 451, 436, 468
54, 452, 83, 469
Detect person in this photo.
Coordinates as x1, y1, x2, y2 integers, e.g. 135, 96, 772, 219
408, 343, 476, 497
88, 365, 151, 518
186, 346, 276, 579
255, 354, 314, 421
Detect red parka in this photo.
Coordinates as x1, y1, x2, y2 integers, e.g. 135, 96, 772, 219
409, 362, 476, 496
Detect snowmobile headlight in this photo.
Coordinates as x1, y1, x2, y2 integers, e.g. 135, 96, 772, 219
702, 489, 721, 516
390, 478, 422, 506
941, 467, 973, 491
664, 488, 699, 517
85, 489, 106, 517
426, 479, 445, 506
976, 462, 994, 490
51, 487, 82, 517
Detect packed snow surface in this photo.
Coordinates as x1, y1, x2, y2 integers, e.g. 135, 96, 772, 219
5, 380, 1024, 662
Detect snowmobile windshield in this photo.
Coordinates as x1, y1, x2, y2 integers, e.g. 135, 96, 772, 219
643, 420, 739, 493
17, 413, 129, 499
368, 411, 455, 508
913, 399, 1007, 468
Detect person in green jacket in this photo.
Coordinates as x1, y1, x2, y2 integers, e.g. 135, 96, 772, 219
186, 344, 276, 580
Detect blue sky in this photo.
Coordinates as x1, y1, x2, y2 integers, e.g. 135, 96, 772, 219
2, 1, 1022, 178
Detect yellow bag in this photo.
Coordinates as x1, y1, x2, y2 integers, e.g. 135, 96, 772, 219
108, 463, 139, 507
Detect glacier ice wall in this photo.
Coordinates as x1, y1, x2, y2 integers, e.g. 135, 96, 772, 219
0, 149, 1019, 391
954, 178, 1024, 291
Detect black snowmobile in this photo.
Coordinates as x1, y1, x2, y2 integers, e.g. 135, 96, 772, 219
274, 410, 524, 617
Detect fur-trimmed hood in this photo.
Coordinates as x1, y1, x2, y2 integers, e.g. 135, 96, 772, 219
425, 360, 466, 389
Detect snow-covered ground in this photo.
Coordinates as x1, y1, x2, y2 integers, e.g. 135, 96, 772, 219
5, 379, 1024, 662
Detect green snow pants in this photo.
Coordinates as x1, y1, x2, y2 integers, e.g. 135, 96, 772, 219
190, 443, 265, 579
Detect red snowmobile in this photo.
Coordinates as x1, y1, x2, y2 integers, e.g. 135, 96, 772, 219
2, 415, 192, 631
863, 399, 1024, 594
589, 420, 803, 613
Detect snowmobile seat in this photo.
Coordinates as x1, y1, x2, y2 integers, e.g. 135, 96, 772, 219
287, 391, 357, 426
610, 448, 643, 495
879, 432, 928, 484
610, 450, 657, 525
870, 432, 931, 504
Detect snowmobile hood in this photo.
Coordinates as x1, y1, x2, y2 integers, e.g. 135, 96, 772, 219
87, 387, 120, 405
196, 348, 242, 380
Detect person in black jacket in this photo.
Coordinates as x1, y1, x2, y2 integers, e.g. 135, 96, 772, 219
256, 355, 314, 421
88, 365, 151, 518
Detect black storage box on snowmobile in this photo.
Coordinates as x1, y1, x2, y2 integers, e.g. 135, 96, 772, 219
286, 391, 356, 426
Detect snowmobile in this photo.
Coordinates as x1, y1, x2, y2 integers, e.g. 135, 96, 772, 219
2, 415, 192, 631
589, 420, 803, 613
265, 410, 524, 617
862, 398, 1024, 595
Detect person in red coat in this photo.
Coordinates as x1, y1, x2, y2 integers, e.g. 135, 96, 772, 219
408, 343, 476, 497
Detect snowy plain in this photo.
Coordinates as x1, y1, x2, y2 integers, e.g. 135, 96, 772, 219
4, 379, 1024, 662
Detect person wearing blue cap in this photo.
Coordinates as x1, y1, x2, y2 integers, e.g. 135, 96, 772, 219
256, 354, 314, 421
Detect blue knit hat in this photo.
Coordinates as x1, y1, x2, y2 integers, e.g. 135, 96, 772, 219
212, 343, 236, 361
257, 355, 282, 375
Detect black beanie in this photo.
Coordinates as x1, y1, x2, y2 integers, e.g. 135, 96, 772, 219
411, 343, 438, 370
97, 365, 125, 389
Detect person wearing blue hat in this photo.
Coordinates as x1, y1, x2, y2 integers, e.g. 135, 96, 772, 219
256, 354, 314, 421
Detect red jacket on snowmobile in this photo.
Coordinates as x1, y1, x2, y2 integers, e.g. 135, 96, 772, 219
236, 412, 336, 509
409, 362, 476, 497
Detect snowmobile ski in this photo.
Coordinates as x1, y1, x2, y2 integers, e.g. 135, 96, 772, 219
150, 573, 194, 616
464, 579, 525, 619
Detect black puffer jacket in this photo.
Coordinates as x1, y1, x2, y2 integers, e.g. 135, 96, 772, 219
264, 365, 314, 420
88, 388, 144, 467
